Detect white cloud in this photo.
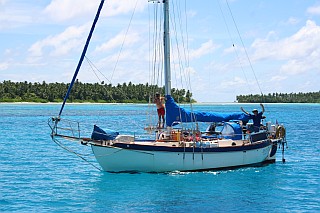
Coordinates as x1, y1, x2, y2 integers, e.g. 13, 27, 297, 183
307, 5, 320, 15
220, 76, 246, 88
270, 75, 287, 82
252, 20, 320, 75
101, 50, 136, 64
280, 52, 320, 75
223, 45, 236, 55
44, 0, 147, 22
0, 14, 32, 29
95, 31, 140, 52
223, 44, 247, 56
94, 44, 149, 83
44, 0, 99, 22
104, 0, 146, 17
253, 20, 320, 59
28, 23, 91, 59
189, 40, 218, 59
0, 2, 33, 30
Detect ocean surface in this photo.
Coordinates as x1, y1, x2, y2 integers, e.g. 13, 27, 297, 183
0, 103, 319, 212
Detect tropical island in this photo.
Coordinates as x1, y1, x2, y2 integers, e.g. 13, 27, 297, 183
237, 92, 320, 103
1, 80, 319, 103
0, 80, 193, 103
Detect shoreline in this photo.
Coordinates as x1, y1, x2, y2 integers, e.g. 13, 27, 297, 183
1, 102, 319, 105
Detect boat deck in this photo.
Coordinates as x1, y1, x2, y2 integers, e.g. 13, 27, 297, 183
93, 137, 251, 148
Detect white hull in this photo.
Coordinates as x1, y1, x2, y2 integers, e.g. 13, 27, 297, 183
91, 141, 274, 172
48, 0, 288, 174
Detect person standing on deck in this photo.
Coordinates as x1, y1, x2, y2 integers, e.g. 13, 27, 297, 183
154, 92, 165, 128
241, 104, 265, 132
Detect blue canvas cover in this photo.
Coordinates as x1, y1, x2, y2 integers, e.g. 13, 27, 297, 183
165, 95, 250, 126
91, 125, 119, 140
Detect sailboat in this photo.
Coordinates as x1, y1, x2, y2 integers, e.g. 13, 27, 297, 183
49, 0, 287, 173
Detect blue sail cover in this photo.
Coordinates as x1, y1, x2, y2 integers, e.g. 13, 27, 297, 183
91, 125, 119, 140
165, 95, 250, 126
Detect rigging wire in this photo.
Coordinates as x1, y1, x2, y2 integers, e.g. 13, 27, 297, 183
225, 0, 264, 96
170, 0, 197, 130
178, 0, 197, 126
147, 2, 156, 128
151, 3, 159, 91
171, 0, 184, 93
109, 0, 139, 83
84, 56, 148, 132
217, 0, 252, 94
84, 1, 166, 131
183, 0, 190, 72
147, 2, 164, 128
52, 137, 102, 171
155, 3, 164, 91
58, 0, 105, 117
170, 0, 184, 128
170, 0, 188, 128
85, 56, 120, 102
149, 1, 164, 95
182, 0, 197, 129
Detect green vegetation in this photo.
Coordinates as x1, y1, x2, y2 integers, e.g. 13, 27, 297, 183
2, 80, 318, 103
0, 80, 194, 103
237, 92, 320, 103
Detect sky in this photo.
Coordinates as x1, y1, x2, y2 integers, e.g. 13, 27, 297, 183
1, 0, 320, 102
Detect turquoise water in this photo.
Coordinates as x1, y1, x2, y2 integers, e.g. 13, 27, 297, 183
0, 103, 319, 212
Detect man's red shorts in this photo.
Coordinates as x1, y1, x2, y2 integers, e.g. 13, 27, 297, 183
157, 107, 165, 116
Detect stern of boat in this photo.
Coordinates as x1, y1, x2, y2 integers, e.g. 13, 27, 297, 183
265, 124, 288, 163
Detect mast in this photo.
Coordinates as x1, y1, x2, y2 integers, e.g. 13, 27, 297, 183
58, 0, 105, 117
163, 0, 171, 96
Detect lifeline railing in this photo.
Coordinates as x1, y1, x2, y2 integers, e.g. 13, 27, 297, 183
48, 117, 82, 140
